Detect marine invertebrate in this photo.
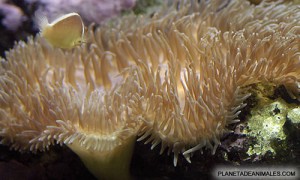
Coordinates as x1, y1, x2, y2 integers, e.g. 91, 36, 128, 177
0, 35, 140, 179
0, 0, 300, 179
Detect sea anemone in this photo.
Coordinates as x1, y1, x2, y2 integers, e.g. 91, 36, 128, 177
0, 0, 299, 179
0, 22, 141, 179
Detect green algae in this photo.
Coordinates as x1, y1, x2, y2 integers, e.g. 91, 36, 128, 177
244, 83, 300, 158
132, 0, 163, 15
245, 99, 288, 156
